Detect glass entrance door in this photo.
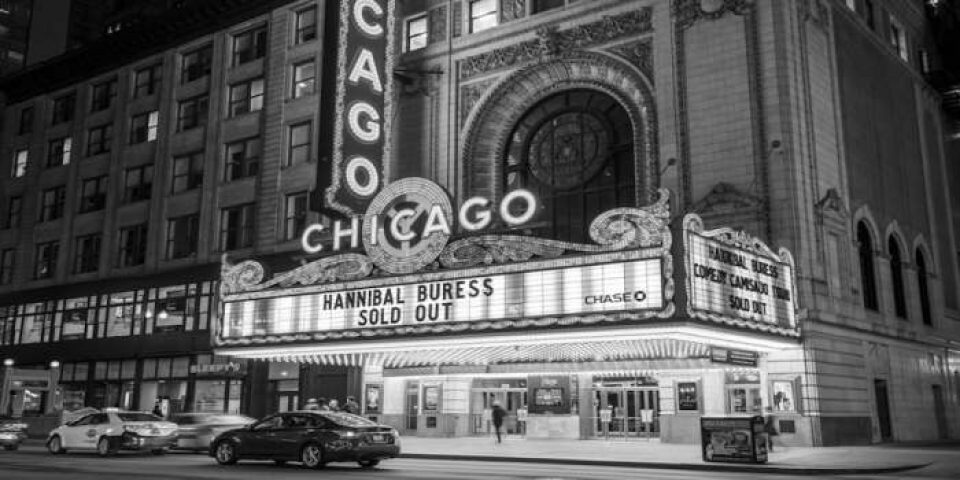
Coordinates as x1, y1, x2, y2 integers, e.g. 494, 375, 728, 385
406, 382, 419, 431
592, 387, 659, 438
470, 388, 527, 436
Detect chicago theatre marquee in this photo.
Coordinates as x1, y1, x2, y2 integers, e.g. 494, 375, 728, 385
215, 178, 802, 442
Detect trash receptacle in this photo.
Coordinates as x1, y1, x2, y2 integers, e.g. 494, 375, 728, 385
700, 416, 767, 464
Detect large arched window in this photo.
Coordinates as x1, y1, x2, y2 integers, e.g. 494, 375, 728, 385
503, 89, 635, 243
857, 222, 879, 311
916, 249, 932, 326
888, 236, 907, 318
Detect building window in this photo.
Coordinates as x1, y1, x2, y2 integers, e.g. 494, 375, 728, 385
34, 241, 59, 279
79, 176, 108, 213
177, 95, 209, 131
771, 380, 796, 412
181, 45, 212, 84
90, 78, 118, 112
916, 249, 932, 326
86, 124, 113, 156
224, 137, 261, 181
844, 0, 855, 11
0, 249, 13, 284
284, 192, 309, 240
406, 15, 427, 51
287, 121, 312, 166
292, 60, 316, 98
532, 0, 565, 14
295, 6, 317, 44
676, 382, 699, 411
220, 203, 255, 250
18, 106, 33, 135
133, 63, 162, 98
130, 111, 159, 144
51, 93, 76, 125
232, 25, 267, 66
888, 236, 907, 319
117, 224, 148, 267
123, 165, 153, 204
228, 78, 265, 116
171, 152, 204, 193
469, 0, 498, 33
47, 137, 72, 167
5, 196, 21, 228
726, 373, 762, 414
11, 148, 28, 177
863, 0, 875, 29
889, 17, 908, 61
39, 186, 66, 222
857, 222, 879, 311
166, 214, 199, 259
503, 89, 635, 243
74, 234, 101, 274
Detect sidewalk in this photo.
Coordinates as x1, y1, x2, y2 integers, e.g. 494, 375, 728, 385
399, 436, 935, 475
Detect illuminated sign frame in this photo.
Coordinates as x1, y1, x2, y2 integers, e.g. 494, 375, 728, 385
682, 213, 798, 335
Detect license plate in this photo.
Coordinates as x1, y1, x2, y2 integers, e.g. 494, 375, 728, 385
370, 434, 385, 443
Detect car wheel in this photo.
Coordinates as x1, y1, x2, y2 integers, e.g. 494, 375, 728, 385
97, 437, 115, 457
214, 441, 238, 465
3, 444, 17, 451
47, 435, 65, 454
274, 459, 287, 466
358, 459, 380, 468
300, 443, 324, 469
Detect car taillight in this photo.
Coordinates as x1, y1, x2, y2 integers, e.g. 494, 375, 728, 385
123, 424, 152, 433
334, 430, 358, 438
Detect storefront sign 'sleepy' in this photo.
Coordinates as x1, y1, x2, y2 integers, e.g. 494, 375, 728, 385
221, 259, 663, 338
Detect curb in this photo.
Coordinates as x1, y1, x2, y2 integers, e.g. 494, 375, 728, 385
400, 453, 930, 475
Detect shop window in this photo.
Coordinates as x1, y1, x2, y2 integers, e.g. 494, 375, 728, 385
405, 15, 427, 51
20, 302, 50, 343
106, 291, 139, 337
181, 45, 212, 84
224, 137, 260, 181
857, 222, 879, 311
771, 380, 796, 413
46, 137, 72, 167
916, 249, 932, 326
51, 92, 75, 125
129, 111, 159, 144
504, 89, 635, 243
166, 215, 199, 260
294, 6, 317, 44
133, 63, 162, 98
150, 285, 194, 332
34, 241, 59, 280
79, 175, 108, 213
123, 165, 153, 204
86, 124, 113, 156
90, 78, 117, 112
5, 195, 22, 228
228, 78, 265, 117
231, 25, 267, 66
469, 0, 497, 33
676, 382, 699, 412
11, 148, 28, 178
725, 372, 762, 414
292, 60, 316, 98
62, 298, 92, 339
171, 152, 204, 193
177, 95, 209, 131
888, 236, 907, 318
73, 233, 102, 274
117, 223, 148, 267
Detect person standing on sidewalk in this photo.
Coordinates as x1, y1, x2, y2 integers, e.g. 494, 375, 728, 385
491, 401, 507, 444
764, 414, 779, 452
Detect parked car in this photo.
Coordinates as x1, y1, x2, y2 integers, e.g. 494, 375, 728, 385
47, 409, 178, 456
0, 420, 28, 451
171, 413, 254, 451
209, 411, 399, 469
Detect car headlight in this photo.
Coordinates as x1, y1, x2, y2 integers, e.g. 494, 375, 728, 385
0, 433, 17, 440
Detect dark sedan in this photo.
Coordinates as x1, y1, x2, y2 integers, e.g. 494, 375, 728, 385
209, 411, 399, 469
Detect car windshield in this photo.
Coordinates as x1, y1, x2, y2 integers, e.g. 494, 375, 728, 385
118, 413, 163, 422
322, 412, 377, 427
209, 415, 254, 425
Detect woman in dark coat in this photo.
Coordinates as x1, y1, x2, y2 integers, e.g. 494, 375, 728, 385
491, 401, 507, 444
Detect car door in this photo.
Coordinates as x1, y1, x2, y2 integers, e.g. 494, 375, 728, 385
272, 414, 311, 458
243, 415, 283, 457
83, 414, 110, 449
59, 414, 93, 449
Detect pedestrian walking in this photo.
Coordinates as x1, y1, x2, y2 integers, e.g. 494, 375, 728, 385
491, 401, 507, 444
328, 398, 340, 411
764, 414, 779, 452
344, 396, 360, 414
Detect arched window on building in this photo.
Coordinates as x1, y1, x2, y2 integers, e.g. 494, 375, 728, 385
888, 236, 907, 318
857, 222, 879, 311
503, 89, 635, 243
916, 249, 932, 326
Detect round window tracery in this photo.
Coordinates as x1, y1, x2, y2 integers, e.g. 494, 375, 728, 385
527, 111, 610, 190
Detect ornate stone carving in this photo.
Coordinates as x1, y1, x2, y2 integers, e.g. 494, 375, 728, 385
673, 0, 751, 31
459, 77, 499, 126
608, 39, 654, 85
220, 253, 374, 295
220, 254, 265, 295
691, 182, 762, 214
438, 188, 671, 269
799, 0, 829, 30
458, 8, 653, 80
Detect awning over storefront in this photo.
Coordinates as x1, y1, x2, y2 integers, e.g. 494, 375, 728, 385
215, 324, 797, 368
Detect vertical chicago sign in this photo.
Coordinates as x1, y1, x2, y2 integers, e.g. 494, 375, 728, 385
321, 0, 395, 216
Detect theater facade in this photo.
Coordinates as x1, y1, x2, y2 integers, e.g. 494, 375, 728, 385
214, 177, 804, 443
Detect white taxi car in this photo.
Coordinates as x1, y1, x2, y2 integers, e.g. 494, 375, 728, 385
47, 409, 178, 456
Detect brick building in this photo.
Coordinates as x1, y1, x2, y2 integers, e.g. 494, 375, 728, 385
1, 0, 959, 447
